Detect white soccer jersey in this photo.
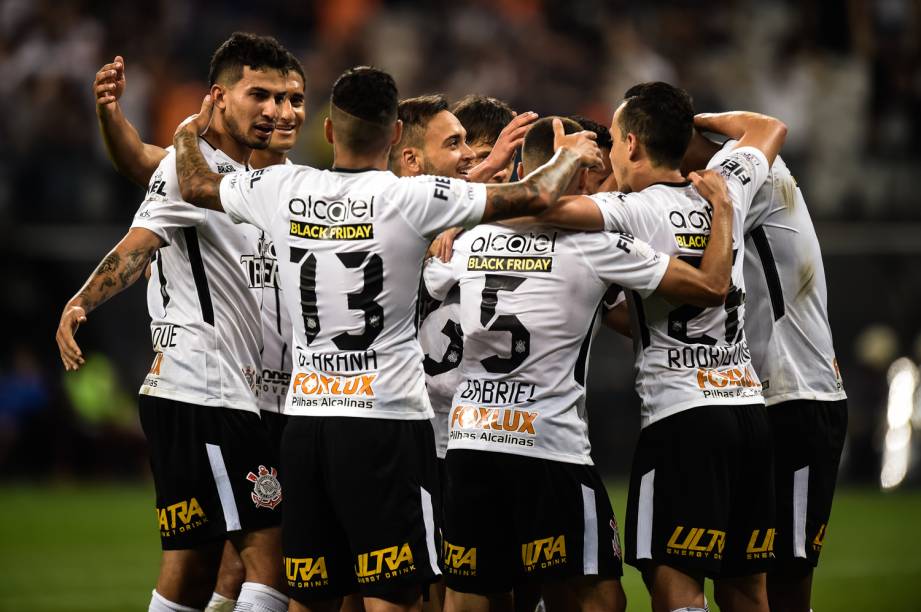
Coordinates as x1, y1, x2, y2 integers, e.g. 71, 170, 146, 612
420, 258, 464, 458
130, 141, 263, 413
590, 146, 770, 427
707, 141, 846, 405
429, 223, 669, 465
219, 166, 486, 419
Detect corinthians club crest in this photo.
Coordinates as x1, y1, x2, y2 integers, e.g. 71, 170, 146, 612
246, 465, 282, 509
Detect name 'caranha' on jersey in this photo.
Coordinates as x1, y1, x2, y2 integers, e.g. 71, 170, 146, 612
218, 166, 486, 420
130, 140, 263, 413
428, 223, 669, 465
590, 146, 770, 427
708, 141, 846, 405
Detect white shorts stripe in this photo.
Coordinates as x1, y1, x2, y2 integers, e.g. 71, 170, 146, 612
793, 465, 810, 558
581, 484, 599, 574
421, 486, 441, 576
205, 443, 241, 532
636, 469, 655, 560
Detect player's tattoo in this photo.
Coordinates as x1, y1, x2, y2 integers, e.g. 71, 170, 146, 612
174, 128, 223, 211
484, 148, 581, 222
74, 245, 155, 314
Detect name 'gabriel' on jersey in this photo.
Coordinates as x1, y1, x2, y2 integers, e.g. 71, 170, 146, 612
217, 165, 487, 420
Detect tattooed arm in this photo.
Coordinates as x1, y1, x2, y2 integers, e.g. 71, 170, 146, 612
480, 118, 602, 223
173, 96, 224, 211
56, 228, 163, 370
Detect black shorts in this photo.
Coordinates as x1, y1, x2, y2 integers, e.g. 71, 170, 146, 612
625, 404, 774, 579
261, 410, 289, 450
443, 450, 623, 595
768, 398, 847, 575
138, 395, 282, 551
281, 416, 442, 603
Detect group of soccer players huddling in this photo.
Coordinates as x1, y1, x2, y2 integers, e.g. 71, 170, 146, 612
55, 31, 847, 612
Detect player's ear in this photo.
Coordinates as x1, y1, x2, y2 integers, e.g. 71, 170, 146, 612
626, 132, 640, 162
402, 148, 421, 175
516, 161, 525, 180
324, 117, 334, 145
391, 120, 403, 146
210, 84, 226, 110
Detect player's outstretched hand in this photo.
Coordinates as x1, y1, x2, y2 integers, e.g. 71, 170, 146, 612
429, 227, 464, 262
175, 95, 214, 138
689, 168, 730, 209
492, 111, 538, 164
56, 305, 87, 371
552, 118, 603, 170
94, 55, 126, 108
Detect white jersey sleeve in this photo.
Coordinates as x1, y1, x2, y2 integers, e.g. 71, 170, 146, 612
590, 191, 659, 238
390, 176, 487, 239
219, 165, 293, 231
577, 232, 669, 299
423, 255, 460, 301
132, 148, 206, 244
707, 145, 770, 222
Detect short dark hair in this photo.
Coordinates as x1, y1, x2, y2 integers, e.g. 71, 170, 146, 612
451, 95, 514, 146
208, 32, 290, 86
569, 114, 612, 151
330, 66, 399, 155
521, 116, 582, 174
285, 51, 305, 84
618, 82, 694, 169
389, 94, 449, 168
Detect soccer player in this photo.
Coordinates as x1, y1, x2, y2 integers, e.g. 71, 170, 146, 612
451, 94, 520, 183
681, 114, 847, 612
170, 65, 603, 612
536, 83, 787, 612
90, 49, 307, 612
55, 33, 293, 612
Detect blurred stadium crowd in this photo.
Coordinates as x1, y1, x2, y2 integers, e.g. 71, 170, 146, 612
2, 0, 920, 485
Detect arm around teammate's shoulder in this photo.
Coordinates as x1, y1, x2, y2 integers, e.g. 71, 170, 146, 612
693, 111, 787, 167
653, 170, 733, 307
173, 96, 224, 212
480, 118, 603, 223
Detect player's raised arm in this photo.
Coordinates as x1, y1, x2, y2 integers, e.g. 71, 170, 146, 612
94, 56, 168, 186
173, 96, 224, 211
693, 111, 787, 167
479, 118, 602, 223
56, 228, 164, 371
652, 169, 733, 306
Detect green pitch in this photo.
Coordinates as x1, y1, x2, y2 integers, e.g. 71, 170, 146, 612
0, 484, 919, 611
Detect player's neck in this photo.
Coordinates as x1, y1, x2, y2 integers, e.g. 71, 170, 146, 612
251, 149, 287, 169
332, 143, 389, 172
204, 114, 251, 165
629, 165, 686, 192
680, 131, 722, 176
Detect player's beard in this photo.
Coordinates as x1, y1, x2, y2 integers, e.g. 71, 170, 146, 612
224, 111, 271, 150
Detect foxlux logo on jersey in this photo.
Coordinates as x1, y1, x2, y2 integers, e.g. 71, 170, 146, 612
288, 195, 374, 241
290, 349, 378, 409
450, 379, 539, 448
467, 230, 558, 273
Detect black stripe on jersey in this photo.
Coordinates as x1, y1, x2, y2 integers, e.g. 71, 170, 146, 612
574, 305, 601, 386
274, 283, 282, 335
631, 290, 651, 349
750, 226, 785, 321
182, 227, 214, 326
153, 250, 171, 310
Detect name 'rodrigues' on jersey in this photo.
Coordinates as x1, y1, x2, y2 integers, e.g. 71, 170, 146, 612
589, 146, 771, 427
427, 223, 669, 465
217, 165, 487, 420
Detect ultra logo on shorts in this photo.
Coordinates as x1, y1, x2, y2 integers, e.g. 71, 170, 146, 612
812, 524, 827, 552
285, 556, 329, 588
666, 526, 725, 560
246, 465, 282, 509
521, 535, 567, 572
443, 541, 476, 576
156, 497, 207, 537
355, 543, 415, 583
746, 528, 776, 560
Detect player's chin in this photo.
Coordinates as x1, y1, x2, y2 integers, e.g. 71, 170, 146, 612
269, 129, 297, 151
249, 125, 275, 149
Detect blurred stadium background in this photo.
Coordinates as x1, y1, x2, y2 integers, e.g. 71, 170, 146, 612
2, 0, 921, 610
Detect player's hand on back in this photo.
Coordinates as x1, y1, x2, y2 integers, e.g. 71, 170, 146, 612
94, 55, 127, 109
56, 305, 87, 371
175, 95, 215, 139
689, 168, 730, 211
429, 227, 464, 262
553, 118, 603, 170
